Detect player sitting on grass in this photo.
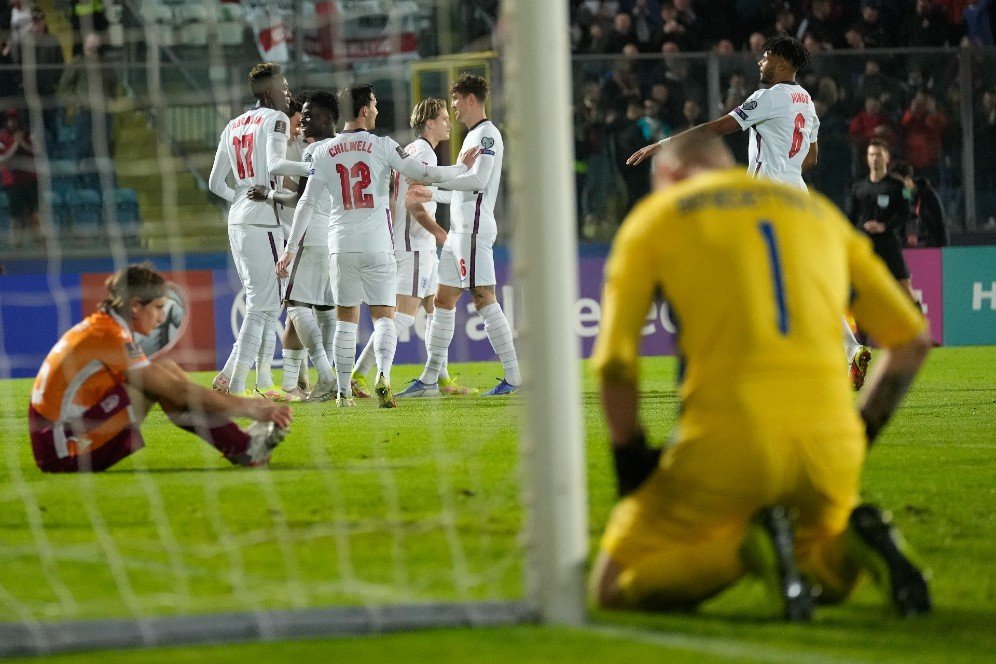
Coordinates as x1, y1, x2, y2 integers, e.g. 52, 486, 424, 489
28, 264, 292, 472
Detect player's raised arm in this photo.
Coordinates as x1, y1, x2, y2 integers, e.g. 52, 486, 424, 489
266, 112, 311, 177
389, 138, 475, 183
433, 146, 495, 191
208, 134, 236, 203
626, 115, 740, 166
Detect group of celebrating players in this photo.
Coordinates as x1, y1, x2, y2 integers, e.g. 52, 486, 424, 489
27, 33, 933, 627
207, 65, 521, 410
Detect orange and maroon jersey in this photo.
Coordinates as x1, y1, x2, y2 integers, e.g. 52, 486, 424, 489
29, 310, 148, 457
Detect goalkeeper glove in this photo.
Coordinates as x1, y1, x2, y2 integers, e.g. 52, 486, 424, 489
612, 430, 661, 497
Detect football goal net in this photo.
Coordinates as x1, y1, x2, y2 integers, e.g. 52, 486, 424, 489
0, 0, 586, 655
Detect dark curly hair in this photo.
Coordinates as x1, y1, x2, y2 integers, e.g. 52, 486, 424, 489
762, 35, 810, 72
248, 62, 282, 99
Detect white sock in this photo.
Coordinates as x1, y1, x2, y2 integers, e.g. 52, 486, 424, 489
221, 346, 237, 378
255, 313, 278, 390
842, 317, 861, 362
373, 316, 399, 384
288, 305, 336, 385
425, 313, 449, 380
316, 307, 337, 358
480, 302, 520, 386
281, 348, 306, 391
230, 310, 269, 393
420, 307, 455, 384
333, 321, 358, 397
354, 333, 377, 376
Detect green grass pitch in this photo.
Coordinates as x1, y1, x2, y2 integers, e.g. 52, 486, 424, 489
1, 347, 993, 662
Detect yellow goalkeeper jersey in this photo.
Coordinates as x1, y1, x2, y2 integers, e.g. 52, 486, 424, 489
592, 168, 926, 439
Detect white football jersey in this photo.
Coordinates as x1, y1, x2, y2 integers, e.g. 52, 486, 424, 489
729, 83, 819, 190
298, 129, 468, 253
392, 137, 439, 253
276, 134, 307, 229
438, 119, 503, 236
215, 106, 292, 226
299, 141, 331, 247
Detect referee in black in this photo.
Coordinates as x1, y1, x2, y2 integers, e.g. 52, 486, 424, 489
848, 138, 916, 300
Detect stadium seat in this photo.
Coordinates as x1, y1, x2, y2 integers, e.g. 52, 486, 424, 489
67, 189, 105, 241
114, 188, 142, 244
39, 189, 70, 237
141, 3, 177, 47
175, 4, 209, 46
217, 2, 245, 46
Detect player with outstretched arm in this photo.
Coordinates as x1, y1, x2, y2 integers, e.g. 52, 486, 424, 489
627, 36, 871, 390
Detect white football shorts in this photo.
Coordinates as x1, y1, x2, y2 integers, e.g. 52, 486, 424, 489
437, 232, 496, 289
330, 251, 397, 307
285, 244, 334, 307
228, 224, 285, 313
394, 249, 439, 299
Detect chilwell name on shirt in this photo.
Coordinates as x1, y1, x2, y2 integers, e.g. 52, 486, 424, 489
327, 140, 375, 158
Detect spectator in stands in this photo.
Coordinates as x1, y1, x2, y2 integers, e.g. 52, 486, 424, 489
0, 108, 40, 248
890, 160, 949, 247
648, 81, 680, 127
15, 10, 65, 150
796, 0, 845, 50
675, 98, 703, 133
606, 12, 638, 53
612, 97, 653, 210
59, 31, 117, 191
974, 87, 996, 225
670, 0, 703, 50
600, 58, 642, 117
901, 91, 949, 185
69, 0, 108, 41
638, 97, 669, 142
6, 0, 31, 41
849, 96, 895, 177
652, 1, 695, 51
854, 60, 902, 118
851, 0, 896, 48
850, 96, 893, 151
771, 7, 797, 38
962, 0, 994, 46
904, 0, 959, 46
629, 0, 660, 52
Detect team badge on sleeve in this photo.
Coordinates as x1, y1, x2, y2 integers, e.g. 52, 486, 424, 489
396, 146, 409, 159
742, 100, 758, 110
274, 119, 287, 134
481, 136, 494, 149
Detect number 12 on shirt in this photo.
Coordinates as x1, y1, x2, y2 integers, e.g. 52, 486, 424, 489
758, 220, 790, 335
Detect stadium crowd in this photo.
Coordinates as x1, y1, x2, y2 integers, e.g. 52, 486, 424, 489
570, 0, 996, 239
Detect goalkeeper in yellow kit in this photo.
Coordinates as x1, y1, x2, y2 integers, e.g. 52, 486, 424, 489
590, 133, 933, 621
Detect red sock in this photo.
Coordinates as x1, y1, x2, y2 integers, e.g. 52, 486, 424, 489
164, 409, 249, 458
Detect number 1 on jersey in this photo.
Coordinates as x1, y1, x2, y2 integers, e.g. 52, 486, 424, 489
233, 134, 255, 179
758, 220, 790, 335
